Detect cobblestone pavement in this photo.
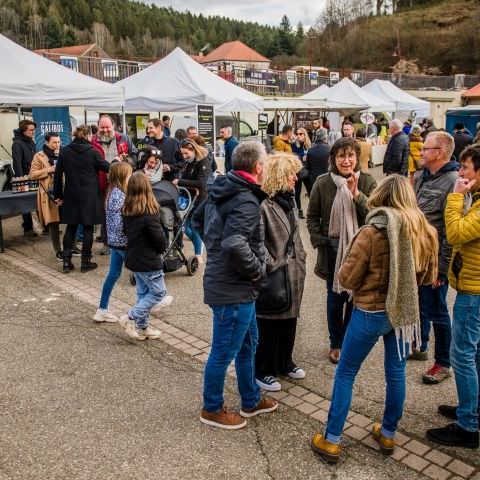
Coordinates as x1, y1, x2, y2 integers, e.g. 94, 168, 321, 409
0, 168, 478, 479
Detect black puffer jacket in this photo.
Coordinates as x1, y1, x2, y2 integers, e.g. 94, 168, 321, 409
11, 129, 36, 176
305, 141, 330, 186
123, 213, 167, 272
383, 131, 409, 175
177, 157, 210, 205
192, 172, 267, 305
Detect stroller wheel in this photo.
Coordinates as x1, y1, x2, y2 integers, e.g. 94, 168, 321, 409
186, 256, 199, 276
129, 273, 136, 286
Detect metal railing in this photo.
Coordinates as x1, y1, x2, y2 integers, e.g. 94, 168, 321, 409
37, 51, 480, 94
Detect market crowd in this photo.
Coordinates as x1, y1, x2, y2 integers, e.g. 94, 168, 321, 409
10, 114, 480, 459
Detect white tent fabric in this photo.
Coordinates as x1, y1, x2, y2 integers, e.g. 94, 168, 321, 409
363, 79, 430, 117
0, 34, 124, 109
301, 84, 330, 100
310, 78, 395, 113
117, 47, 263, 113
263, 97, 327, 110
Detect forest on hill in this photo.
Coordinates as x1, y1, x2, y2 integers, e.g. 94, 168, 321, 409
0, 0, 478, 74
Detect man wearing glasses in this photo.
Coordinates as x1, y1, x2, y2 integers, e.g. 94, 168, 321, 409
412, 131, 459, 385
12, 119, 37, 236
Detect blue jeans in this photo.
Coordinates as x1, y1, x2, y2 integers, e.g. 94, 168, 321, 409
325, 308, 408, 443
99, 248, 125, 309
184, 219, 203, 256
203, 302, 261, 413
129, 270, 167, 329
326, 279, 353, 349
450, 293, 480, 432
418, 283, 451, 367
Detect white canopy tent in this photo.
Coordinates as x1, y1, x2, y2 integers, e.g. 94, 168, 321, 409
362, 79, 430, 117
301, 83, 330, 100
0, 34, 124, 109
117, 47, 263, 113
263, 97, 328, 110
304, 78, 395, 113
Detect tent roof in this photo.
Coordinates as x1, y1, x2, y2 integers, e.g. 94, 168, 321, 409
263, 97, 327, 110
362, 79, 430, 116
0, 34, 124, 108
117, 47, 263, 113
301, 84, 330, 100
463, 83, 480, 98
301, 79, 395, 112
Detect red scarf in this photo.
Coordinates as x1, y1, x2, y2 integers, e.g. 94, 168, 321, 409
235, 170, 258, 185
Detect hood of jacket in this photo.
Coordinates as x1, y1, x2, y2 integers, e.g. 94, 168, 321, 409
69, 139, 94, 154
422, 159, 460, 179
208, 171, 267, 206
12, 128, 34, 145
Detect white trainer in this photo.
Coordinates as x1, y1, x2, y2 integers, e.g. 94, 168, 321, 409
287, 367, 306, 379
151, 295, 173, 313
125, 321, 146, 341
141, 325, 162, 339
93, 309, 118, 323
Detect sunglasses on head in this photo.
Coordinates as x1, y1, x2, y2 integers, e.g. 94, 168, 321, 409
180, 139, 194, 147
147, 149, 162, 156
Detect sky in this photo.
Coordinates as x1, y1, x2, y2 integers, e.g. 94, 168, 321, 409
148, 1, 326, 29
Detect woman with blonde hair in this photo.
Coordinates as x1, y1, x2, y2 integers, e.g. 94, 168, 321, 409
254, 152, 307, 392
121, 172, 172, 340
292, 127, 312, 218
311, 174, 438, 463
93, 162, 133, 323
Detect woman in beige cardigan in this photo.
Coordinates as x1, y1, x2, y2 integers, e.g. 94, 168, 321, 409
255, 152, 307, 392
29, 133, 62, 259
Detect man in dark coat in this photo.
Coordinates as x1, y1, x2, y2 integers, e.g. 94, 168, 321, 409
383, 119, 409, 176
11, 119, 37, 235
219, 125, 239, 173
305, 127, 330, 189
453, 123, 473, 161
54, 125, 109, 273
140, 118, 183, 181
192, 141, 277, 430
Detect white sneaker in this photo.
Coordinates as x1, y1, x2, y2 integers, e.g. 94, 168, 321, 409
119, 314, 135, 329
93, 309, 118, 323
256, 376, 282, 392
151, 295, 173, 313
141, 325, 162, 339
125, 321, 146, 341
287, 367, 306, 379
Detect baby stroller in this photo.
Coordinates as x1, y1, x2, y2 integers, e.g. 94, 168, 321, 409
129, 180, 200, 285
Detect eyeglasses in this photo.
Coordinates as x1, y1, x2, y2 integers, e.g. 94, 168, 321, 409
421, 147, 442, 151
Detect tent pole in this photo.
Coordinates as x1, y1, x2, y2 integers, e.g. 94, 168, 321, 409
17, 105, 21, 122
84, 109, 87, 124
121, 106, 126, 134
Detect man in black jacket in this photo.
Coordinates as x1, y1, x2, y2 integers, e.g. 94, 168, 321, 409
305, 127, 330, 190
141, 119, 184, 181
453, 123, 473, 162
193, 141, 278, 430
383, 119, 409, 176
12, 119, 37, 236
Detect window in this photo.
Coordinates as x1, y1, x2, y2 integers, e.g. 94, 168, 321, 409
102, 60, 119, 80
59, 56, 79, 72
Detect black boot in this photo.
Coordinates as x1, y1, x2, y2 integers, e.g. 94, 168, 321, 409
62, 257, 74, 274
438, 405, 480, 422
426, 423, 479, 449
81, 257, 97, 272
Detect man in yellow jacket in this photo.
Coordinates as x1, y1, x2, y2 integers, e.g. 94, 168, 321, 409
427, 144, 480, 449
273, 125, 293, 153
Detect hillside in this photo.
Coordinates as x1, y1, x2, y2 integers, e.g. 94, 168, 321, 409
311, 0, 480, 75
0, 0, 301, 62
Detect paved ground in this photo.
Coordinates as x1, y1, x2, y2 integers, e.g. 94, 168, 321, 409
0, 167, 478, 479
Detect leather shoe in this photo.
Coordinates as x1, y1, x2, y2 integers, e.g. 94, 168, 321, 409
329, 349, 340, 364
310, 433, 341, 463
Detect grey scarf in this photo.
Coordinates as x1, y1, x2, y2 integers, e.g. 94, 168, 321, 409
328, 172, 360, 293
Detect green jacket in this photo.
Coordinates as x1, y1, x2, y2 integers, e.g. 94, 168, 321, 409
306, 172, 377, 279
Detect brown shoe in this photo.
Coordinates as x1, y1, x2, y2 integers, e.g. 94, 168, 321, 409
200, 407, 247, 430
371, 423, 395, 455
329, 349, 340, 364
240, 396, 278, 418
310, 433, 341, 463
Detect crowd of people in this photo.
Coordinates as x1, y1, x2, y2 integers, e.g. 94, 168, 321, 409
9, 113, 480, 460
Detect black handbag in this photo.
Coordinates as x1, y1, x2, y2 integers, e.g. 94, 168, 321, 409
256, 211, 295, 315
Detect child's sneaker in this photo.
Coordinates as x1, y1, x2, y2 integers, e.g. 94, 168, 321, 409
140, 325, 162, 339
151, 295, 173, 313
119, 314, 135, 329
93, 309, 118, 323
125, 322, 147, 340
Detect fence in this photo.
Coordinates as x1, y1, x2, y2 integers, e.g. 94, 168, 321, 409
37, 51, 480, 94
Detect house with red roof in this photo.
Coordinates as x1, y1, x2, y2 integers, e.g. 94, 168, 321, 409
197, 40, 270, 71
463, 83, 480, 105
